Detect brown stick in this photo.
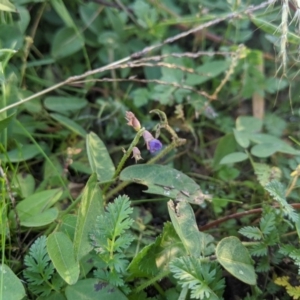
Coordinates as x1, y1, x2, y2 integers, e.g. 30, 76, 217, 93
199, 203, 300, 231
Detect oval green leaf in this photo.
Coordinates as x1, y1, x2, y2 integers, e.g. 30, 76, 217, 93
0, 143, 47, 162
233, 129, 250, 148
21, 208, 59, 227
216, 236, 256, 285
16, 188, 63, 221
47, 232, 79, 285
120, 164, 207, 205
51, 27, 84, 59
0, 264, 26, 300
236, 116, 263, 133
44, 96, 87, 113
73, 174, 103, 261
219, 152, 248, 164
86, 132, 115, 182
168, 200, 200, 257
65, 278, 127, 300
50, 113, 87, 138
250, 143, 280, 158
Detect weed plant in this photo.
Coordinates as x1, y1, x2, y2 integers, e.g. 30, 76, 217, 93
1, 0, 300, 299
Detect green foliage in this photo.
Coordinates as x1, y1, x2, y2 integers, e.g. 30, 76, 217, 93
3, 0, 300, 299
90, 195, 134, 289
23, 236, 63, 297
265, 180, 298, 222
169, 257, 225, 300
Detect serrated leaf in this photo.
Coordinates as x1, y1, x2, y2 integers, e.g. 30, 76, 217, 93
265, 180, 298, 222
168, 200, 201, 257
216, 236, 256, 285
0, 264, 26, 300
260, 213, 275, 235
47, 232, 79, 285
219, 152, 248, 164
169, 257, 224, 300
120, 164, 207, 205
50, 113, 86, 137
73, 174, 103, 261
86, 132, 115, 182
239, 226, 262, 240
253, 163, 281, 187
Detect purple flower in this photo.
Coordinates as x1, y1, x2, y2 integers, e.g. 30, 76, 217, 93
149, 139, 162, 153
142, 130, 163, 153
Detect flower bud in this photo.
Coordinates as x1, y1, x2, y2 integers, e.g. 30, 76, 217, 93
132, 147, 143, 163
125, 111, 141, 131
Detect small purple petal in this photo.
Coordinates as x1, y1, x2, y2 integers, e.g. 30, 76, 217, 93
149, 139, 162, 153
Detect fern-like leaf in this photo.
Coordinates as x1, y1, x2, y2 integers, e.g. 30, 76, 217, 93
90, 195, 134, 290
249, 242, 268, 257
169, 256, 224, 300
239, 226, 262, 240
259, 212, 275, 235
265, 180, 298, 223
23, 236, 63, 297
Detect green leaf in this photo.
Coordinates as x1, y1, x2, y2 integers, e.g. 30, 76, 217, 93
239, 226, 262, 240
260, 212, 276, 235
253, 163, 281, 187
0, 143, 47, 162
251, 16, 300, 45
0, 113, 15, 132
186, 60, 230, 85
219, 152, 248, 164
73, 174, 103, 261
0, 0, 16, 12
250, 143, 280, 158
59, 214, 77, 241
212, 133, 237, 169
265, 180, 298, 222
169, 257, 225, 300
216, 236, 256, 285
50, 113, 87, 137
47, 232, 80, 285
90, 195, 134, 254
16, 188, 62, 220
13, 172, 35, 198
86, 132, 115, 182
233, 129, 250, 148
21, 207, 59, 227
0, 264, 26, 300
167, 200, 201, 257
236, 116, 263, 133
51, 27, 84, 59
120, 164, 208, 205
128, 222, 185, 278
65, 278, 127, 300
44, 97, 88, 113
